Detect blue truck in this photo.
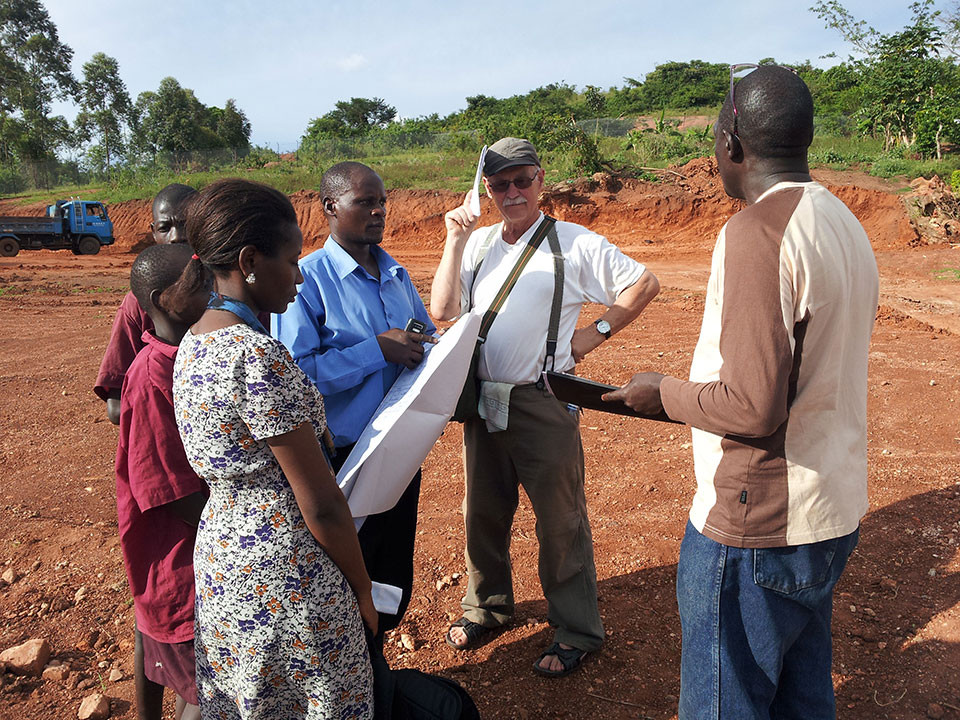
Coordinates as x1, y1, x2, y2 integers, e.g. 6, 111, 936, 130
0, 200, 115, 257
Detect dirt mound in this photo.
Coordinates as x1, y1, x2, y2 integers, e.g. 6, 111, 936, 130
829, 185, 922, 249
538, 167, 737, 256
875, 304, 951, 335
102, 198, 154, 254
905, 175, 960, 245
3, 162, 929, 258
674, 157, 921, 251
0, 197, 53, 216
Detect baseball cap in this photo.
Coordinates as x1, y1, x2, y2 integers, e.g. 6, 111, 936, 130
483, 137, 541, 176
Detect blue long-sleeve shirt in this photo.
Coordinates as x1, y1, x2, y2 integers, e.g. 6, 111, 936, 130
273, 237, 435, 447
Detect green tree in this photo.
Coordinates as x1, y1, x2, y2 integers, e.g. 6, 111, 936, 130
915, 66, 960, 157
0, 0, 77, 179
605, 61, 728, 115
131, 79, 252, 166
583, 85, 606, 117
75, 52, 133, 174
184, 88, 225, 150
304, 97, 396, 142
813, 0, 960, 154
216, 98, 251, 159
446, 84, 582, 149
799, 61, 863, 134
862, 9, 950, 148
136, 77, 198, 162
637, 61, 728, 110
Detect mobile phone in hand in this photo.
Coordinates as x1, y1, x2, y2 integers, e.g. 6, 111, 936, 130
405, 318, 427, 334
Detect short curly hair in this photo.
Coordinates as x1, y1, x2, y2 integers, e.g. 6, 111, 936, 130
718, 66, 813, 159
130, 243, 194, 313
320, 161, 377, 203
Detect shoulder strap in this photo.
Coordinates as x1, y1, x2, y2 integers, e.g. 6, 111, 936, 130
477, 215, 557, 343
540, 223, 564, 376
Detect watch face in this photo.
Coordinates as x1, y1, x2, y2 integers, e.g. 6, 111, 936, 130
596, 320, 611, 336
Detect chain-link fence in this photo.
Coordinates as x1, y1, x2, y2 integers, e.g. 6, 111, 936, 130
0, 146, 266, 194
574, 117, 641, 137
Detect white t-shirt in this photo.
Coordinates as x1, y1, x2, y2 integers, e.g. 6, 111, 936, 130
459, 212, 646, 384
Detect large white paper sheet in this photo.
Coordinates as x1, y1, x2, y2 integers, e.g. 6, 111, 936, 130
336, 313, 480, 517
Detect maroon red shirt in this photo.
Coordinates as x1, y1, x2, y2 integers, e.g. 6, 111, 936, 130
94, 292, 154, 400
115, 331, 207, 643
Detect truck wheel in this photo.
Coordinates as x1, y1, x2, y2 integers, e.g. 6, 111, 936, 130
77, 236, 101, 255
0, 237, 20, 257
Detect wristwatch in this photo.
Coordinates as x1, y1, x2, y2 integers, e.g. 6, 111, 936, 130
594, 319, 612, 339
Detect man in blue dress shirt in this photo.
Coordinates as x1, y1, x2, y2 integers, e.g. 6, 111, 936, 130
274, 161, 435, 641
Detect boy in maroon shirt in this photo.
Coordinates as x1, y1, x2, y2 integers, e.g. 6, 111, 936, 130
95, 183, 196, 424
116, 243, 209, 720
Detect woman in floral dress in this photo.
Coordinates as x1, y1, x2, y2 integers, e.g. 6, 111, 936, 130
168, 179, 375, 719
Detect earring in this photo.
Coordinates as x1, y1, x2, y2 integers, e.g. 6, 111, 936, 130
245, 272, 256, 285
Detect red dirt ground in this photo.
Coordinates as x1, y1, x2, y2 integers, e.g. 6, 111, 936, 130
1, 161, 958, 719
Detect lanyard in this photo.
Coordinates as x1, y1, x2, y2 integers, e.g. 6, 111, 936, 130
207, 292, 268, 335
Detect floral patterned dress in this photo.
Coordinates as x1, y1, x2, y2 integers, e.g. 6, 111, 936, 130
173, 324, 373, 719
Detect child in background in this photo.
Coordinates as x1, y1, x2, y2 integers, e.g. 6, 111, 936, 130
115, 243, 209, 720
94, 183, 197, 424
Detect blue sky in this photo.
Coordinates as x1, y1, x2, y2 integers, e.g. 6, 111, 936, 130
45, 0, 919, 151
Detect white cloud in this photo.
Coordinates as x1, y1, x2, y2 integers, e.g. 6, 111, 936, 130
336, 53, 369, 72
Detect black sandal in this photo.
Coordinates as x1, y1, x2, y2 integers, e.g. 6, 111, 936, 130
532, 642, 587, 677
444, 617, 495, 651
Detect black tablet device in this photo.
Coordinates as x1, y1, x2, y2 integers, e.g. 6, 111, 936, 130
542, 371, 681, 423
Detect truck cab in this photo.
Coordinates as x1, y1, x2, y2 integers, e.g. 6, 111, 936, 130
0, 200, 115, 257
51, 200, 114, 251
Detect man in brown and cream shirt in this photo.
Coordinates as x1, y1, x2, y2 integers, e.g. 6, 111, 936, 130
605, 66, 878, 719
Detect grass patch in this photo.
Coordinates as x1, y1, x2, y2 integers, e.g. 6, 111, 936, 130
933, 267, 960, 281
809, 135, 883, 166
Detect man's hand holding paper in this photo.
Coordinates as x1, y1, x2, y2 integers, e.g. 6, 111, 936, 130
376, 327, 437, 369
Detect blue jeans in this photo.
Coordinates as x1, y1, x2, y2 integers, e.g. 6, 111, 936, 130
677, 521, 859, 720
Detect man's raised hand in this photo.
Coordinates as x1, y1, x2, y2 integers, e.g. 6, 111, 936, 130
443, 189, 480, 243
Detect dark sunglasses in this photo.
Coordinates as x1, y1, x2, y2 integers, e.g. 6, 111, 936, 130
485, 170, 540, 194
729, 63, 798, 136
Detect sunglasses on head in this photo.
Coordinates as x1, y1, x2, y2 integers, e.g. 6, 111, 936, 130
485, 169, 540, 194
728, 63, 798, 136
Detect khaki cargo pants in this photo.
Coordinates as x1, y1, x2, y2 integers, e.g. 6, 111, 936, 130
460, 383, 604, 652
